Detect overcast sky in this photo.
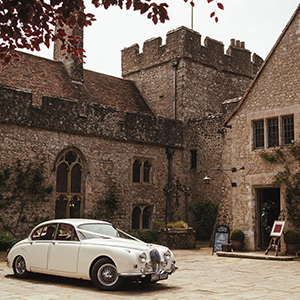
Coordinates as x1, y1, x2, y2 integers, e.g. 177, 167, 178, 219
36, 0, 299, 78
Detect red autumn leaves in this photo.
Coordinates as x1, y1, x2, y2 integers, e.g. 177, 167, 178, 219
0, 0, 224, 66
208, 0, 224, 23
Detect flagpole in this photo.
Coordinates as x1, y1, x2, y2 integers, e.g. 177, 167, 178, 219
191, 6, 194, 30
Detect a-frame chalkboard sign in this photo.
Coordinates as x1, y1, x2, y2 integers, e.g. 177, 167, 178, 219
212, 224, 230, 254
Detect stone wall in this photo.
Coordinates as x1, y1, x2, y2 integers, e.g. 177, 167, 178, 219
0, 86, 189, 237
221, 8, 300, 250
122, 27, 263, 121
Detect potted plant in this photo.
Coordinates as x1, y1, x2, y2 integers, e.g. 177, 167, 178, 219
229, 228, 245, 251
284, 229, 300, 255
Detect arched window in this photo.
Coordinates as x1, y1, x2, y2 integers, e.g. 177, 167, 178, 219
55, 149, 84, 219
132, 205, 153, 230
132, 206, 141, 229
142, 206, 151, 229
132, 157, 154, 185
132, 159, 141, 183
143, 161, 151, 183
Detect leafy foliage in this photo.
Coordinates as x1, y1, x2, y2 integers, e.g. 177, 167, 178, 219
0, 232, 17, 251
259, 147, 284, 163
0, 160, 53, 238
229, 228, 245, 241
260, 143, 300, 229
0, 0, 224, 65
167, 220, 188, 228
189, 198, 218, 240
284, 229, 300, 244
89, 184, 119, 221
127, 229, 158, 243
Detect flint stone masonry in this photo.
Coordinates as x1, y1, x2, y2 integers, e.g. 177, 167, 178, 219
157, 228, 196, 249
122, 27, 263, 121
0, 23, 264, 239
122, 27, 262, 77
0, 86, 183, 148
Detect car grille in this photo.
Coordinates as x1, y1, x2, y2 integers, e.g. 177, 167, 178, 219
149, 249, 161, 272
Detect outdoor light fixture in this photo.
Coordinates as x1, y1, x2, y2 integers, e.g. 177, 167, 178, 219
203, 167, 244, 187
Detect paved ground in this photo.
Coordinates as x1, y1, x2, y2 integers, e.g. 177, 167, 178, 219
1, 244, 300, 300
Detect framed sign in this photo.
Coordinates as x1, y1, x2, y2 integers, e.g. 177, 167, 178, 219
270, 220, 285, 237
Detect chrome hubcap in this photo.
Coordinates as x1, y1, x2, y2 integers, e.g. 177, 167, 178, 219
97, 263, 118, 286
15, 256, 26, 274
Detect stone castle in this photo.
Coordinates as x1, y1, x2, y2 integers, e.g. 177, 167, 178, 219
0, 25, 263, 238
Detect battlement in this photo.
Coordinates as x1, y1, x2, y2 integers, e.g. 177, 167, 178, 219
122, 26, 263, 77
0, 85, 183, 148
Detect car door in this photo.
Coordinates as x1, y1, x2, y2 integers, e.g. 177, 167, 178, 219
48, 223, 80, 274
28, 224, 57, 270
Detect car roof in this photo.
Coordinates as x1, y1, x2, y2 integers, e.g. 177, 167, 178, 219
35, 219, 112, 228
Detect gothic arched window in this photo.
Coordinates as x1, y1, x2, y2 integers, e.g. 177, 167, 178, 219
143, 161, 151, 183
132, 206, 141, 229
132, 159, 141, 183
55, 149, 84, 219
142, 206, 151, 229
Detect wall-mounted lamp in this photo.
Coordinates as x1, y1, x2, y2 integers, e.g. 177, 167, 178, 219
203, 167, 244, 187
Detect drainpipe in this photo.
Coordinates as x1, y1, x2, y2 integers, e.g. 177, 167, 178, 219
171, 60, 179, 120
166, 147, 175, 223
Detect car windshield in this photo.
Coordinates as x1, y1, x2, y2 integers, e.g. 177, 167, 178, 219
77, 223, 119, 239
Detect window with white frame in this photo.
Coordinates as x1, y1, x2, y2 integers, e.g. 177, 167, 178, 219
253, 115, 294, 150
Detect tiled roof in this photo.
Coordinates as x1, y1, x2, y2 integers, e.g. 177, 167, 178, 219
0, 51, 152, 115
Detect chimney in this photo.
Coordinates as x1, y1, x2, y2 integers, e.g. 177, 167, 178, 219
53, 25, 84, 84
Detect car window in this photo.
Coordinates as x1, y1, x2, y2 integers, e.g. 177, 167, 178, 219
39, 225, 57, 240
56, 224, 79, 241
31, 226, 44, 240
77, 223, 118, 239
31, 225, 57, 240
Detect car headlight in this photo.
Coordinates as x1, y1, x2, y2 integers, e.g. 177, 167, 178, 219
139, 252, 147, 263
164, 250, 171, 260
161, 260, 168, 267
145, 261, 152, 269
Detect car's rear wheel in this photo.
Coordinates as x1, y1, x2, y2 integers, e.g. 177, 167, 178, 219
91, 258, 124, 291
13, 255, 30, 278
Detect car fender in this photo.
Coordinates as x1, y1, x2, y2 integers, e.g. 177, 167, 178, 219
8, 247, 30, 271
77, 244, 144, 280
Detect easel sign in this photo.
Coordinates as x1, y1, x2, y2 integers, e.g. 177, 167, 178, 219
270, 220, 285, 237
265, 220, 285, 256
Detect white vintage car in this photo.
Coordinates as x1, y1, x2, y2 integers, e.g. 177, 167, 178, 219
6, 219, 177, 290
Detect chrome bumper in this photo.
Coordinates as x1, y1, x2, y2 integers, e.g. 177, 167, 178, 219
119, 263, 177, 277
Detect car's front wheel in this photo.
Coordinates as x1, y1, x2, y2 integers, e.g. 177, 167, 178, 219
13, 255, 30, 278
91, 258, 124, 291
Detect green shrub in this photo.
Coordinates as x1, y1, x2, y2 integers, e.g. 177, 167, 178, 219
127, 230, 158, 243
189, 199, 218, 240
152, 220, 165, 231
0, 233, 16, 251
229, 229, 245, 241
284, 230, 300, 244
140, 231, 158, 243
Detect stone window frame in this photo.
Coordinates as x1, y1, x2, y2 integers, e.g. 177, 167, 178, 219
189, 149, 197, 170
53, 147, 86, 219
131, 157, 155, 185
131, 204, 153, 230
252, 114, 295, 150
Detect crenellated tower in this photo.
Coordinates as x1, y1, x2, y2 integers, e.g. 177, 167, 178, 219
122, 26, 263, 121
